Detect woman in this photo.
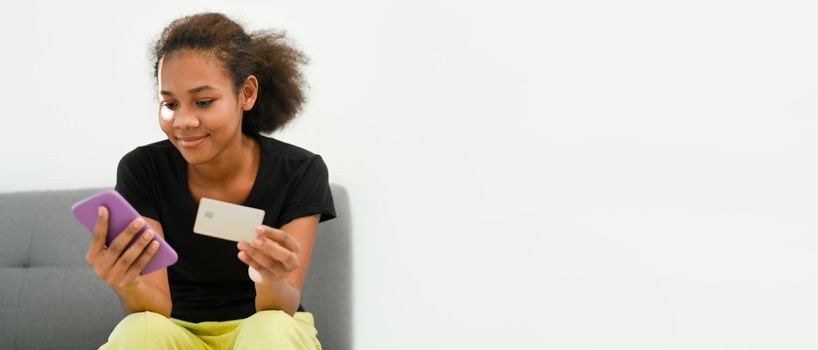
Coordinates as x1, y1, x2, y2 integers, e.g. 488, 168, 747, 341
86, 12, 335, 349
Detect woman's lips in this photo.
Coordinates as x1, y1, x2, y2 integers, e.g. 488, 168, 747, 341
177, 135, 208, 148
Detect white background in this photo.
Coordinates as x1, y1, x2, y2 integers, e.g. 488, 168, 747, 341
2, 1, 818, 349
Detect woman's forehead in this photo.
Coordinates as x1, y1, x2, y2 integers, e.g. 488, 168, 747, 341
158, 49, 231, 94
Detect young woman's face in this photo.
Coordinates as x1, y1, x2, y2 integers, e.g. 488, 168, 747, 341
157, 49, 247, 165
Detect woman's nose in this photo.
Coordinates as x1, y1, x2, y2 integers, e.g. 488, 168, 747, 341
173, 109, 201, 129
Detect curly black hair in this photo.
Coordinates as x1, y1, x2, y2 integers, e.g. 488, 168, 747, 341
152, 12, 309, 134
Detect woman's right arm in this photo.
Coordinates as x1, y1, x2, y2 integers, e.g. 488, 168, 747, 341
85, 207, 172, 317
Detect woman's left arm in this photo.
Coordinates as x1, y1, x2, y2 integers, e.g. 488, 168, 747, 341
237, 214, 321, 316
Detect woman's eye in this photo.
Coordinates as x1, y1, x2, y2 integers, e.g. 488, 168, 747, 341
161, 102, 177, 110
195, 100, 214, 108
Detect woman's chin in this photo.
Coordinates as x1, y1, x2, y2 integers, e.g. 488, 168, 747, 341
174, 144, 210, 166
181, 153, 213, 167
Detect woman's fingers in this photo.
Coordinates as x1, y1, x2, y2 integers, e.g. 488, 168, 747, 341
256, 225, 300, 254
256, 237, 299, 270
113, 241, 159, 289
107, 230, 157, 283
239, 242, 276, 270
241, 238, 299, 271
95, 217, 147, 280
235, 226, 302, 284
237, 249, 284, 282
85, 211, 159, 290
86, 206, 109, 265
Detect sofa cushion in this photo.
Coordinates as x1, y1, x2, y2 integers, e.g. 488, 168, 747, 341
15, 267, 123, 348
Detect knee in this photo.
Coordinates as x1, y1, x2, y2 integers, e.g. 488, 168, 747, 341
101, 311, 176, 349
234, 311, 319, 349
239, 310, 299, 334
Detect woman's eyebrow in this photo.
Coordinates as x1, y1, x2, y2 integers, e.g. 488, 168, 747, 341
160, 85, 217, 96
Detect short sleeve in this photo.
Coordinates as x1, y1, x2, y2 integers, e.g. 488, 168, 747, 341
279, 155, 337, 226
114, 148, 161, 221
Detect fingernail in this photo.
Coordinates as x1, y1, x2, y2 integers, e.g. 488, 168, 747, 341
254, 238, 263, 246
98, 207, 104, 216
142, 231, 153, 241
256, 226, 264, 233
133, 219, 144, 229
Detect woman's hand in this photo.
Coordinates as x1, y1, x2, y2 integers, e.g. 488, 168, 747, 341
237, 225, 301, 285
85, 206, 160, 291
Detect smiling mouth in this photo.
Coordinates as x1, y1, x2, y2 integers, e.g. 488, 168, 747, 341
177, 135, 208, 148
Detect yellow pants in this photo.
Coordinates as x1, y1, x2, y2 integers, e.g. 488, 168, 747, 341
98, 311, 322, 350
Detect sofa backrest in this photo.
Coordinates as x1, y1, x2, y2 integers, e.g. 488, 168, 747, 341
0, 185, 351, 350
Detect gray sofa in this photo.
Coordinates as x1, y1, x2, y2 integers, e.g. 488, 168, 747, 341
0, 185, 351, 350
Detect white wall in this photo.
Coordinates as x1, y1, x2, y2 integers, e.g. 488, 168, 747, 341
2, 1, 818, 348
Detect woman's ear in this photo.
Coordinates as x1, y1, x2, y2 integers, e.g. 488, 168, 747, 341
240, 75, 259, 111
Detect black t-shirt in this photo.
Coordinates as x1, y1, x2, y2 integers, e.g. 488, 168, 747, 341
114, 133, 336, 323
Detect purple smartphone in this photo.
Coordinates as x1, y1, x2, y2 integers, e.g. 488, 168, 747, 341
71, 189, 177, 275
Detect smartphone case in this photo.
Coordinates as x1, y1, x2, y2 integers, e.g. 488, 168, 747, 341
71, 189, 178, 275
